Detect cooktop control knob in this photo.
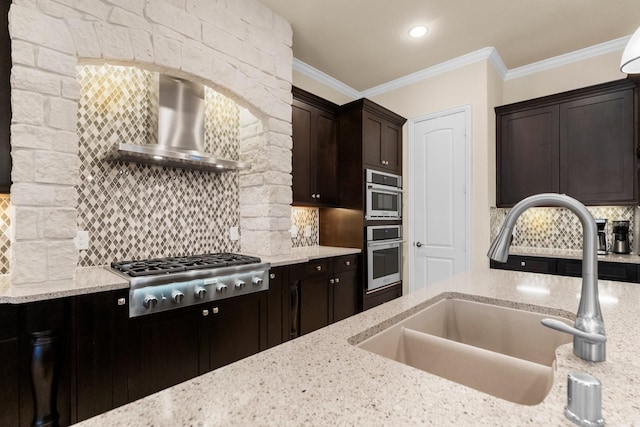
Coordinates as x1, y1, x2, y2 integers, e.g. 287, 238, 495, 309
252, 277, 263, 286
235, 280, 246, 290
143, 295, 158, 309
216, 284, 228, 293
171, 290, 185, 303
194, 286, 207, 299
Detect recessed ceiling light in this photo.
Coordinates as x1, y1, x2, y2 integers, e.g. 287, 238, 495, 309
409, 25, 428, 38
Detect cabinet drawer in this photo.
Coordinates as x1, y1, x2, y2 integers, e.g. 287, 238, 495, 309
557, 259, 637, 282
291, 258, 332, 279
490, 255, 556, 274
332, 254, 358, 273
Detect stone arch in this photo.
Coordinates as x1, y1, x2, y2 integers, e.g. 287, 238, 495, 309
8, 0, 292, 285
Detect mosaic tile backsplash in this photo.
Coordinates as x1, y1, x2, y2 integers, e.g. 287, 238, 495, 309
490, 206, 636, 252
76, 64, 241, 266
291, 207, 319, 247
0, 195, 9, 274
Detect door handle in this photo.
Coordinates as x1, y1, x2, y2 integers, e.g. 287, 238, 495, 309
415, 242, 423, 247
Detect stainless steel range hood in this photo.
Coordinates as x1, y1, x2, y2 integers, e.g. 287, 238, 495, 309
108, 75, 250, 172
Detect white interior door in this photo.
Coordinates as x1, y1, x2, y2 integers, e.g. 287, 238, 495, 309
409, 107, 470, 293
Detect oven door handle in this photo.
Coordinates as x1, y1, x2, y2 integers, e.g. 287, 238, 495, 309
367, 183, 403, 193
367, 239, 404, 247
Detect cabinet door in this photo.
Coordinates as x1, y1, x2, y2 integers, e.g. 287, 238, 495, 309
299, 275, 331, 335
291, 259, 332, 336
315, 110, 338, 204
292, 101, 314, 205
267, 266, 288, 348
559, 89, 635, 204
381, 120, 402, 174
497, 105, 560, 207
292, 93, 338, 206
363, 112, 402, 174
332, 269, 358, 323
73, 290, 128, 423
0, 304, 18, 427
127, 307, 201, 401
209, 292, 268, 370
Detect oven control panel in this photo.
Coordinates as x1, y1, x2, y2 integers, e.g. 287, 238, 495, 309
129, 266, 269, 317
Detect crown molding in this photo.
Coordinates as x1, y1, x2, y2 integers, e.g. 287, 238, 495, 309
293, 36, 632, 99
361, 47, 499, 98
504, 36, 631, 80
292, 58, 361, 99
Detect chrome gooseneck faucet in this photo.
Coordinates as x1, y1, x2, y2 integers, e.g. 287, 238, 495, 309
488, 193, 606, 362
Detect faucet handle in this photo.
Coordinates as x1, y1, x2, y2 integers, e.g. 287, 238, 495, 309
541, 319, 607, 343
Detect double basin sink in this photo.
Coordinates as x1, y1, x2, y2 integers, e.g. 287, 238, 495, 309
356, 298, 572, 405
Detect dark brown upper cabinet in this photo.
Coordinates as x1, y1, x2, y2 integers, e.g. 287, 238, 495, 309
496, 79, 637, 207
292, 87, 339, 207
338, 99, 405, 176
0, 0, 11, 193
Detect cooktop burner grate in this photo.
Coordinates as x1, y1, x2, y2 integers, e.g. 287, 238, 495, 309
111, 252, 262, 277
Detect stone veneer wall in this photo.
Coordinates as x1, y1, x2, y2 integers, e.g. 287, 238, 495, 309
8, 0, 293, 285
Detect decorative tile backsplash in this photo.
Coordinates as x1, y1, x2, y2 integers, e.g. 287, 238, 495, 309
0, 195, 9, 274
291, 207, 319, 247
491, 206, 635, 251
76, 64, 242, 266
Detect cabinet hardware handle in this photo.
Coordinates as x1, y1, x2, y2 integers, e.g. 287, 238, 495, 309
270, 273, 276, 279
345, 261, 350, 266
330, 278, 335, 284
311, 194, 317, 199
202, 309, 209, 316
521, 261, 526, 267
117, 297, 126, 306
316, 193, 320, 198
212, 307, 219, 314
335, 278, 340, 284
316, 265, 322, 271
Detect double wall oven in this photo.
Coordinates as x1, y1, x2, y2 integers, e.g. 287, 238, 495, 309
364, 169, 403, 293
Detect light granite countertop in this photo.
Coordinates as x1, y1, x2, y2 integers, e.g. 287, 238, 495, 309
0, 246, 360, 303
75, 268, 640, 426
0, 266, 129, 304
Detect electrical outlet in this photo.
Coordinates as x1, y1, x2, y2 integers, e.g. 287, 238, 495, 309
75, 230, 89, 250
229, 226, 239, 241
290, 225, 299, 237
304, 225, 312, 237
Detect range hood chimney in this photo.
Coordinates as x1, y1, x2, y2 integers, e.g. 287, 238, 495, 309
108, 75, 250, 172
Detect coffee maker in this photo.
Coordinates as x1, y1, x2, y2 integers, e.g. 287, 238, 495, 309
612, 220, 631, 254
595, 219, 607, 255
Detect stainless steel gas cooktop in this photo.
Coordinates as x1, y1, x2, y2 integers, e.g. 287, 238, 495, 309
109, 253, 270, 318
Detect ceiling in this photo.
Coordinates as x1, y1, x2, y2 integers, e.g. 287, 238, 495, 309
259, 0, 640, 91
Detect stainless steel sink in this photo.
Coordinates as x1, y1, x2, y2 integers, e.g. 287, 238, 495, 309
356, 298, 572, 405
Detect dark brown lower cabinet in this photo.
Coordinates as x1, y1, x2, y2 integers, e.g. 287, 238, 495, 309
491, 255, 639, 284
266, 266, 289, 348
489, 255, 557, 274
0, 304, 19, 427
206, 292, 268, 370
127, 305, 202, 402
72, 290, 128, 423
128, 292, 267, 402
556, 259, 637, 282
287, 254, 360, 339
